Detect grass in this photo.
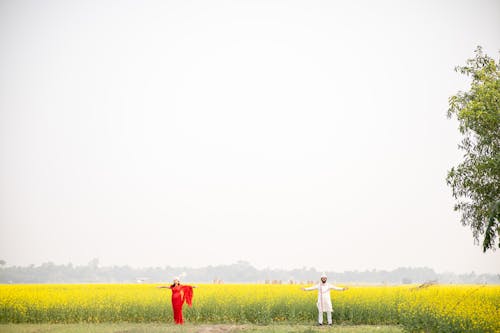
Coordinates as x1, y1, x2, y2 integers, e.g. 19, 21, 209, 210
0, 323, 405, 333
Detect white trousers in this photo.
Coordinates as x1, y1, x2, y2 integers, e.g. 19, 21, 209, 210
318, 311, 332, 324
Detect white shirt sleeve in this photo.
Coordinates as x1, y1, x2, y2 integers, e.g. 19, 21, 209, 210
304, 284, 319, 291
328, 284, 344, 291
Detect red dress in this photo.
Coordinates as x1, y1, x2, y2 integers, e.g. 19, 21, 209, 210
169, 285, 194, 324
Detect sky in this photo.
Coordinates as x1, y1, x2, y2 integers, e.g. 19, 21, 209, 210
1, 0, 499, 275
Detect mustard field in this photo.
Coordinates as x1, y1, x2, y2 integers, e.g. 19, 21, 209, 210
0, 284, 499, 332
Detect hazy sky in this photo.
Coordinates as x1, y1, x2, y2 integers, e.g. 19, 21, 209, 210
1, 0, 499, 274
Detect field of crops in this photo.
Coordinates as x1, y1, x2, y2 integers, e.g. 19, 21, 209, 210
0, 284, 499, 332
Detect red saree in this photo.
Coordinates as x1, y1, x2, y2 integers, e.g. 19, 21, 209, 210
169, 285, 194, 324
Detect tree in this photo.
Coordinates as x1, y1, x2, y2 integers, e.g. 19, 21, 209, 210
88, 258, 100, 269
447, 46, 500, 252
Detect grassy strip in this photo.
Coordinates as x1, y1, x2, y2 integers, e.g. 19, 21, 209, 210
0, 323, 405, 333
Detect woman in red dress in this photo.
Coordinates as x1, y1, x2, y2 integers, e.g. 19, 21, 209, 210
157, 277, 196, 324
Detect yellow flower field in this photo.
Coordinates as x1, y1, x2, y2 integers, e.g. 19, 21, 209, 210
0, 284, 499, 332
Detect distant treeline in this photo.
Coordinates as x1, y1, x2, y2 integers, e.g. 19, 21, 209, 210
0, 260, 498, 284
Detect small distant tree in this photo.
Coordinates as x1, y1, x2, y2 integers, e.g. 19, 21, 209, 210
88, 258, 100, 269
447, 46, 500, 252
0, 260, 6, 266
402, 277, 412, 285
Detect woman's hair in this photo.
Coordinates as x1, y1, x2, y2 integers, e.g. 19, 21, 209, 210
170, 280, 180, 288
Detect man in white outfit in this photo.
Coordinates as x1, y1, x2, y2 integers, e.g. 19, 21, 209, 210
302, 274, 347, 325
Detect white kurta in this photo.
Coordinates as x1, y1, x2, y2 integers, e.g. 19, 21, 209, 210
305, 283, 343, 312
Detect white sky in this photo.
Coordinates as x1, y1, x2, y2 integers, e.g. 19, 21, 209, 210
1, 0, 499, 274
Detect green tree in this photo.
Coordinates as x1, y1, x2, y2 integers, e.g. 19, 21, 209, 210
447, 46, 500, 252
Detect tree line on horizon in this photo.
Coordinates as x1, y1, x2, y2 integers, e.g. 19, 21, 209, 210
0, 260, 498, 284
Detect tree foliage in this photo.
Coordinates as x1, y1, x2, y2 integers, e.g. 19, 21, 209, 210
447, 46, 500, 252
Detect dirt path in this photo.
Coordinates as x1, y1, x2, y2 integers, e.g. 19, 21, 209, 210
0, 323, 405, 333
195, 324, 247, 333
